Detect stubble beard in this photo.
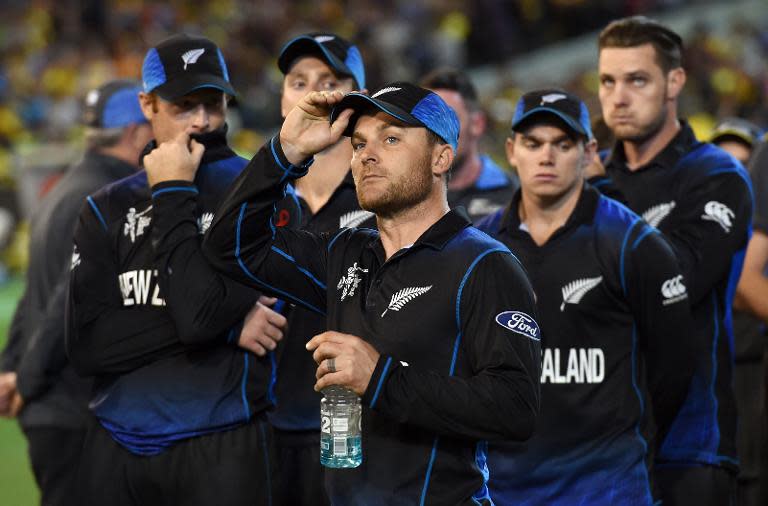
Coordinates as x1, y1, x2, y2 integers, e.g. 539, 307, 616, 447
612, 92, 669, 145
357, 151, 434, 219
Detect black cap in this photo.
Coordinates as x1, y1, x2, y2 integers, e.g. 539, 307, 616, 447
511, 89, 592, 139
142, 34, 235, 100
330, 82, 459, 151
82, 80, 147, 129
709, 117, 762, 147
278, 33, 365, 90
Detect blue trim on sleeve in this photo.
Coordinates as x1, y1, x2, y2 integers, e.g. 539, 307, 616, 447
151, 186, 199, 198
270, 246, 327, 291
87, 196, 108, 231
327, 229, 347, 252
269, 137, 310, 184
619, 218, 643, 296
419, 436, 440, 506
709, 293, 722, 453
268, 351, 278, 405
630, 325, 651, 472
234, 201, 326, 315
450, 247, 508, 375
368, 357, 393, 409
241, 353, 251, 421
420, 245, 505, 505
631, 226, 658, 251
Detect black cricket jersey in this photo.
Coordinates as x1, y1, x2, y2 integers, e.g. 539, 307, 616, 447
448, 155, 519, 222
478, 185, 693, 505
270, 171, 376, 432
195, 137, 541, 505
67, 129, 278, 456
593, 122, 753, 469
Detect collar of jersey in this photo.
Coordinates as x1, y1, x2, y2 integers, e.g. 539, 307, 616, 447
499, 182, 598, 239
366, 208, 472, 256
605, 119, 697, 174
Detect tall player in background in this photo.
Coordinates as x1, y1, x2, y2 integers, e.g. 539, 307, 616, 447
593, 16, 753, 505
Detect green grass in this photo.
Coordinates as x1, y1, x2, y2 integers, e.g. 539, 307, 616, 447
0, 277, 40, 506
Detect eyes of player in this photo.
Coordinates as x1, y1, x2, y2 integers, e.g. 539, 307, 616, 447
172, 97, 224, 114
351, 135, 400, 152
521, 138, 574, 152
287, 78, 341, 91
599, 74, 649, 89
599, 76, 615, 89
319, 79, 341, 91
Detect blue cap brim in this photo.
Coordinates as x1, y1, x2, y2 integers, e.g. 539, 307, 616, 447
512, 107, 591, 138
331, 93, 422, 136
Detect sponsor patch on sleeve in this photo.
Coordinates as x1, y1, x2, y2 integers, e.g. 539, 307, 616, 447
495, 311, 541, 341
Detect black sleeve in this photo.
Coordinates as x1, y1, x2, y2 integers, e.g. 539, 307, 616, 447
661, 171, 752, 305
625, 226, 696, 444
0, 288, 30, 372
749, 142, 768, 234
150, 182, 260, 343
203, 137, 328, 314
362, 251, 541, 441
66, 199, 184, 377
15, 276, 69, 401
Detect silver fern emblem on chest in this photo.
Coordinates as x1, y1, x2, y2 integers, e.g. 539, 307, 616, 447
339, 210, 374, 229
197, 212, 214, 234
560, 276, 603, 311
642, 201, 676, 228
381, 285, 432, 317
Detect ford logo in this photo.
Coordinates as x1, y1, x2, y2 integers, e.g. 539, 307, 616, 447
495, 311, 541, 341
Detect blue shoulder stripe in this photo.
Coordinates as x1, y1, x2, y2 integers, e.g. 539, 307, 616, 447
87, 196, 108, 231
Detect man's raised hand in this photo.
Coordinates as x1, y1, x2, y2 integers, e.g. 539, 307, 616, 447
144, 131, 205, 187
280, 90, 354, 166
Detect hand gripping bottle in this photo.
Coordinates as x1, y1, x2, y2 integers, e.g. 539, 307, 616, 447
320, 386, 362, 468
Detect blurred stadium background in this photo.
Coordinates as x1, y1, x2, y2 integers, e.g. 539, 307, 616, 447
0, 0, 766, 503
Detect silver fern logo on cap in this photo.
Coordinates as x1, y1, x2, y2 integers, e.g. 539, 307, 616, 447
182, 48, 206, 70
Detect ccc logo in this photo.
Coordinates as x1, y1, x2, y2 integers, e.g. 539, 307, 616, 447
661, 275, 686, 299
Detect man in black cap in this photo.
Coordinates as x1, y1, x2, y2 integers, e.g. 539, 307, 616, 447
477, 89, 693, 504
150, 82, 542, 504
421, 68, 519, 221
263, 32, 370, 506
0, 80, 150, 506
66, 35, 283, 505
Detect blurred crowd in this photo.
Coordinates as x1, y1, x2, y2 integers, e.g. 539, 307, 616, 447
0, 0, 767, 273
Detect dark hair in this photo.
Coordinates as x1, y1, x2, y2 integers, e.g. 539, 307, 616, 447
598, 16, 683, 73
420, 68, 480, 112
425, 129, 445, 147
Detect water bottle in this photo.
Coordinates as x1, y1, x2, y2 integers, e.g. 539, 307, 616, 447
320, 386, 362, 468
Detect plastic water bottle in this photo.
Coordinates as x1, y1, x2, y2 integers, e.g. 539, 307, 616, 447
320, 386, 362, 468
